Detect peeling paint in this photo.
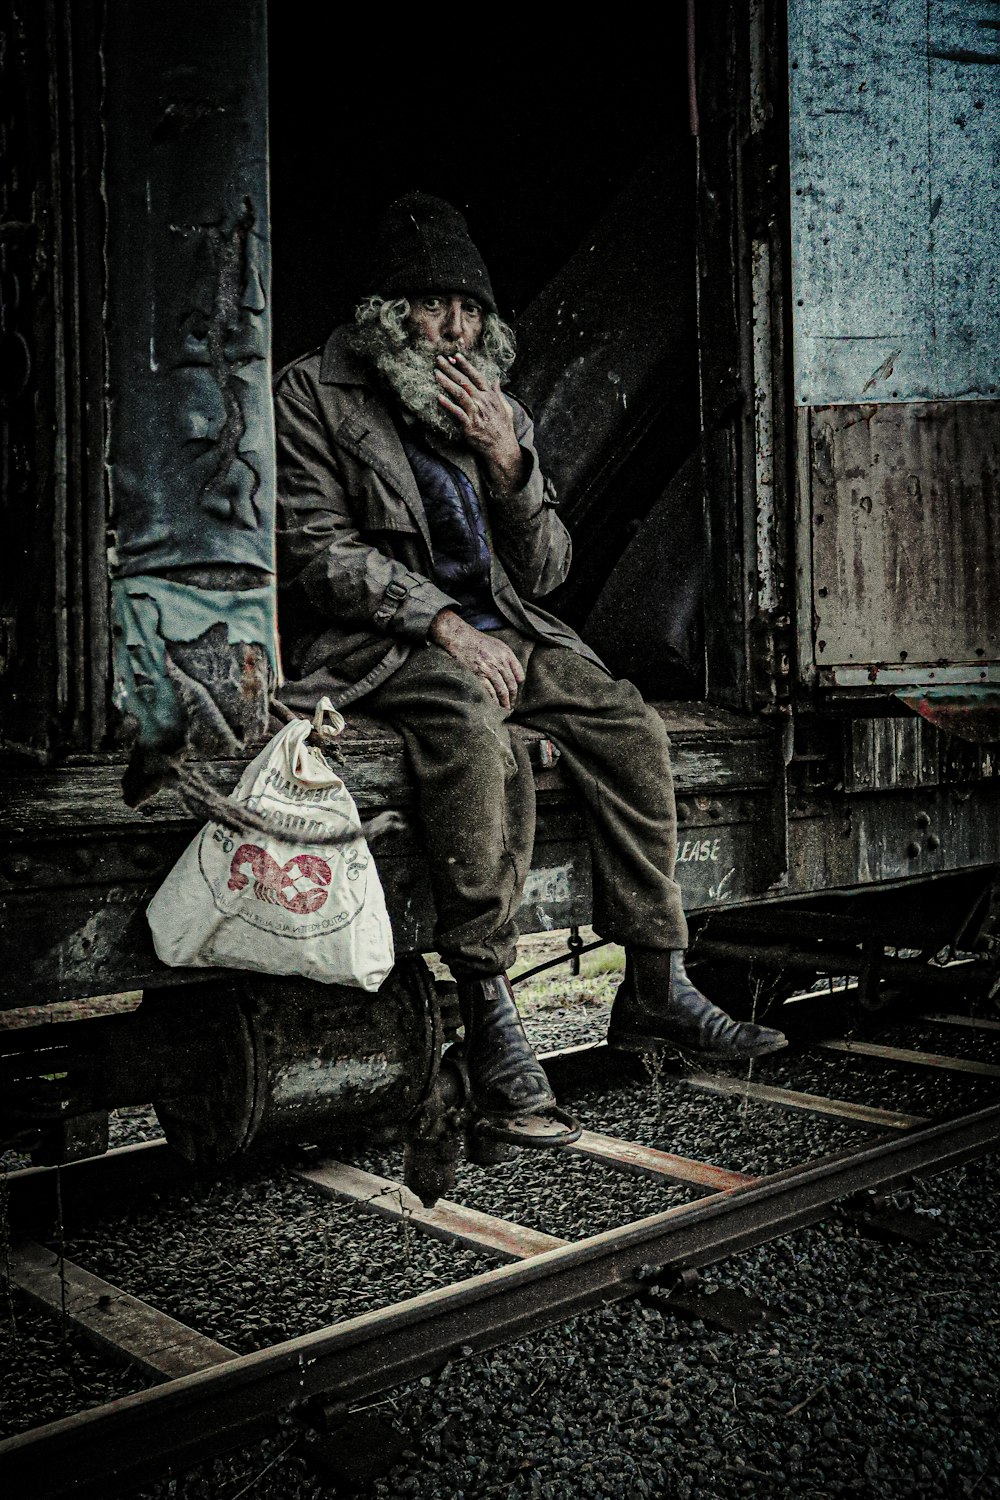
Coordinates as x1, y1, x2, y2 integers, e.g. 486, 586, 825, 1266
751, 237, 778, 614
862, 348, 902, 393
110, 575, 276, 749
171, 199, 266, 528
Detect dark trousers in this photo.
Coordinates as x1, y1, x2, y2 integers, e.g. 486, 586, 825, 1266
361, 629, 689, 978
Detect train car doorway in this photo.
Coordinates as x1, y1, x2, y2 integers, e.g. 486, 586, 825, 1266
267, 15, 704, 697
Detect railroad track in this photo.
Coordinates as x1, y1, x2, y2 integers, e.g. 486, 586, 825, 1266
2, 1007, 1000, 1499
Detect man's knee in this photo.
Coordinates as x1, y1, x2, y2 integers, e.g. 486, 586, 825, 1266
373, 645, 502, 720
590, 683, 674, 778
593, 674, 671, 748
390, 659, 517, 774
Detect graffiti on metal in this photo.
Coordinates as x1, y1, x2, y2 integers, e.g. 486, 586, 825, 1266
105, 1, 275, 574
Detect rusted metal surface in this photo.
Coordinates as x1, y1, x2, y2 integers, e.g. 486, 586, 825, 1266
896, 687, 1000, 745
810, 402, 1000, 670
4, 1102, 1000, 1500
697, 3, 751, 711
789, 1, 1000, 405
144, 968, 438, 1165
744, 1, 794, 718
788, 784, 1000, 890
0, 969, 440, 1167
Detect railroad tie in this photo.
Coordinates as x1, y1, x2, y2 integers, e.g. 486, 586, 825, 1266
567, 1130, 757, 1191
294, 1160, 567, 1260
685, 1073, 928, 1131
8, 1239, 235, 1380
818, 1040, 1000, 1078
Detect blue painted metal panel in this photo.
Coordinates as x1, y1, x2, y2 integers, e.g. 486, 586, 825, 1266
789, 0, 1000, 404
105, 1, 276, 572
103, 1, 277, 751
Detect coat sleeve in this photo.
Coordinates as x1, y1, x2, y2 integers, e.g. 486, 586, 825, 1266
486, 398, 572, 598
275, 380, 459, 641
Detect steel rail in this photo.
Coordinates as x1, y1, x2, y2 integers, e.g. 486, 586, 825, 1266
2, 1102, 999, 1500
5, 1139, 190, 1236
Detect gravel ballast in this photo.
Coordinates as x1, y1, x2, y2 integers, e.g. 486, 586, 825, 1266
2, 960, 999, 1497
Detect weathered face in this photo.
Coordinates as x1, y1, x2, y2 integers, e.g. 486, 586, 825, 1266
406, 291, 484, 351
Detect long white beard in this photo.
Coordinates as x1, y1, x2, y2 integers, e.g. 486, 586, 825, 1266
355, 328, 503, 442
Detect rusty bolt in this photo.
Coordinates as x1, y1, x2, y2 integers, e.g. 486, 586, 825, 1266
676, 801, 692, 824
906, 841, 921, 859
915, 811, 931, 829
926, 834, 941, 852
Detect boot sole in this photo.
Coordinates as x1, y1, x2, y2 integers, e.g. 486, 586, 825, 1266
607, 1032, 789, 1063
472, 1103, 582, 1149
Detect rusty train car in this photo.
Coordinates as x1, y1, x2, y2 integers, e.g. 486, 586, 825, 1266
2, 1, 999, 1186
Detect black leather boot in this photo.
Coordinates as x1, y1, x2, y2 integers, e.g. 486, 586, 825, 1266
458, 973, 556, 1116
457, 974, 580, 1145
607, 949, 788, 1062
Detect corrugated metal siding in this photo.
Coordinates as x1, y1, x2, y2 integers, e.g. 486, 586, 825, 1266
789, 0, 1000, 405
845, 716, 940, 792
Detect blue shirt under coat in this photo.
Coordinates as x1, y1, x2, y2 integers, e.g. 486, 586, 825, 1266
400, 433, 506, 631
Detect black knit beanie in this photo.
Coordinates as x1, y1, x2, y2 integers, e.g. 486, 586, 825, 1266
370, 191, 497, 314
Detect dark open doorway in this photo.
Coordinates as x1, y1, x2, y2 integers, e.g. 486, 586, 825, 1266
268, 17, 703, 696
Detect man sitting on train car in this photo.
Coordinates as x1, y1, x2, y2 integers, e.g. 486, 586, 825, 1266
274, 193, 786, 1146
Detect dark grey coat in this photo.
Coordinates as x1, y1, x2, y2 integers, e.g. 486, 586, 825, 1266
274, 326, 602, 708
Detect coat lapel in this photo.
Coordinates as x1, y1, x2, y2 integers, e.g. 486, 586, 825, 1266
320, 329, 432, 549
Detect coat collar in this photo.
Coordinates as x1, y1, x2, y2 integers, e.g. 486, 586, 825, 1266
319, 324, 369, 386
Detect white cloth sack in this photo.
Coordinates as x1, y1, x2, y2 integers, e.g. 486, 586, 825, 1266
147, 702, 394, 990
